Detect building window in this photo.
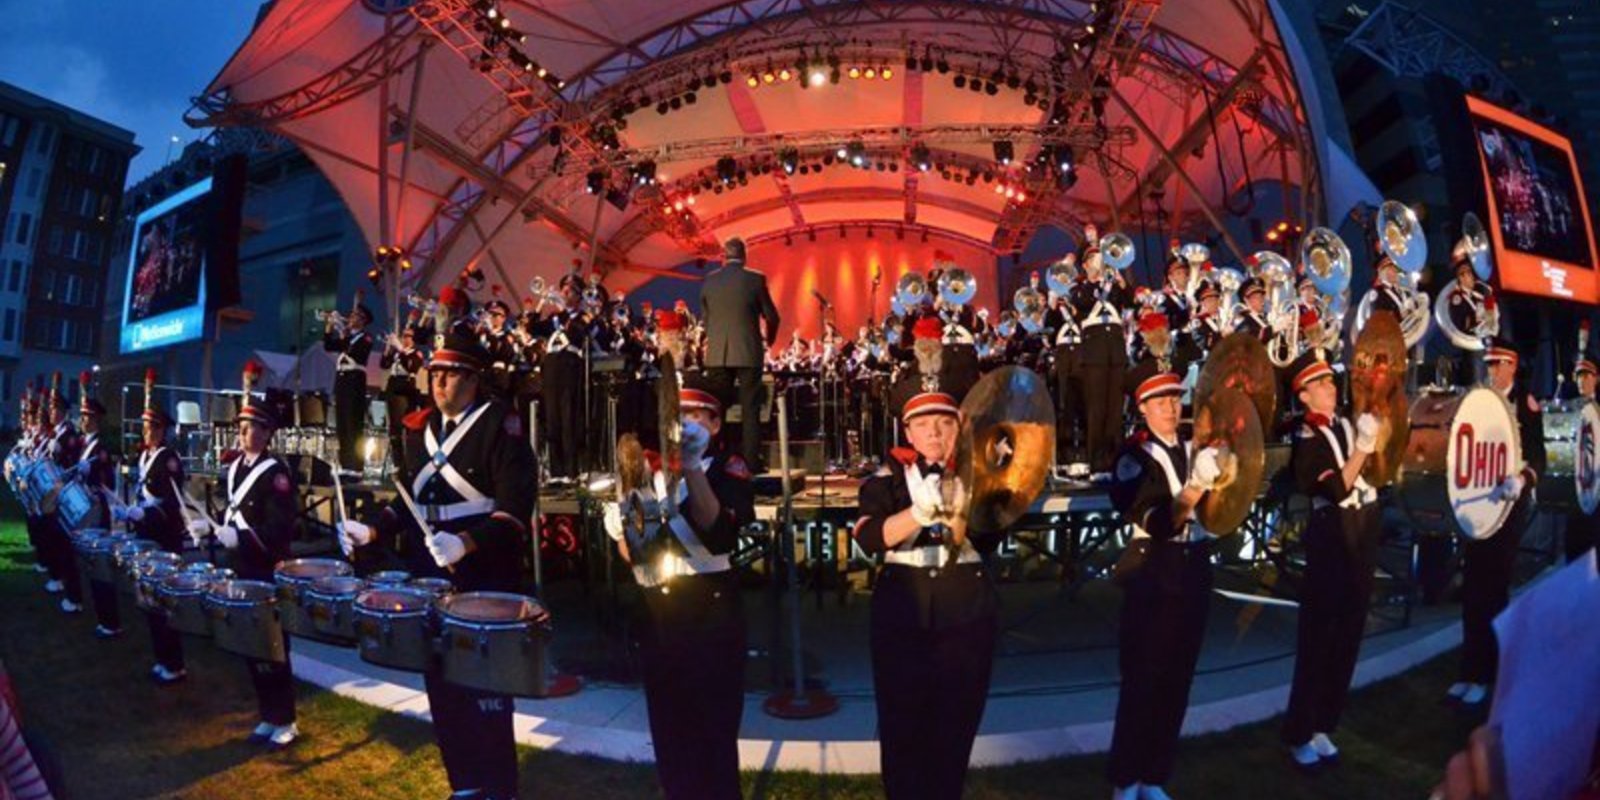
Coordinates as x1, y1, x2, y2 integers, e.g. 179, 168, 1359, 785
83, 277, 97, 305
2, 309, 13, 342
47, 226, 64, 256
7, 261, 20, 293
0, 114, 17, 148
25, 168, 42, 199
34, 126, 53, 156
64, 273, 81, 306
15, 213, 30, 246
78, 189, 95, 218
75, 322, 91, 353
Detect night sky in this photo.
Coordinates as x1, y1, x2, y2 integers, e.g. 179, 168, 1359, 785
0, 0, 263, 183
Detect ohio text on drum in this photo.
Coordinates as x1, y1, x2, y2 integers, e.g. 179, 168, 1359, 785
338, 330, 535, 800
602, 373, 754, 800
1107, 365, 1226, 800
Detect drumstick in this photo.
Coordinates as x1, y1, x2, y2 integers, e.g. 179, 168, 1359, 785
330, 457, 350, 526
391, 479, 456, 575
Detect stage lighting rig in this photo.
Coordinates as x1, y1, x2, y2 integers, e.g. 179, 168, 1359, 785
779, 148, 800, 175
993, 140, 1014, 165
585, 170, 606, 195
911, 143, 932, 172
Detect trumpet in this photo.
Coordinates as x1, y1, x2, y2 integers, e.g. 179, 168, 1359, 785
314, 309, 347, 328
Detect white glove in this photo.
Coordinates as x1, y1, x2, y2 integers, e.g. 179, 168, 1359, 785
214, 525, 239, 550
680, 420, 710, 465
1492, 473, 1525, 503
186, 519, 211, 546
909, 474, 944, 527
602, 501, 624, 542
112, 506, 130, 524
1355, 413, 1381, 453
339, 520, 374, 556
1187, 447, 1223, 491
426, 532, 467, 567
124, 505, 145, 523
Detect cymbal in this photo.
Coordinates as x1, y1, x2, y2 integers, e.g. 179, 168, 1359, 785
616, 433, 646, 496
1192, 386, 1265, 535
956, 366, 1056, 535
1352, 310, 1409, 486
1195, 332, 1277, 435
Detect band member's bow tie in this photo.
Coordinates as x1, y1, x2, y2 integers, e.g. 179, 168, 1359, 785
918, 462, 944, 475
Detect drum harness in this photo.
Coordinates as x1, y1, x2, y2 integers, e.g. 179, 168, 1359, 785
631, 458, 733, 588
412, 404, 496, 523
1309, 418, 1378, 510
1130, 437, 1215, 544
882, 463, 981, 569
336, 332, 367, 373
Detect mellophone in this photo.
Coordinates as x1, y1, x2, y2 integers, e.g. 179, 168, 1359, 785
64, 530, 558, 697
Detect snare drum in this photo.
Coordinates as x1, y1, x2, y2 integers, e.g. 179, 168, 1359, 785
159, 571, 217, 637
407, 577, 455, 597
112, 540, 160, 595
353, 587, 437, 672
368, 570, 412, 586
1540, 399, 1600, 515
69, 527, 108, 583
84, 532, 129, 583
1396, 387, 1523, 539
274, 558, 355, 643
135, 559, 183, 613
304, 575, 367, 646
205, 580, 286, 663
436, 592, 554, 697
55, 480, 96, 532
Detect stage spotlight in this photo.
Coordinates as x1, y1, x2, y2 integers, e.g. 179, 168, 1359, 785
920, 48, 934, 72
719, 70, 734, 84
716, 156, 737, 184
935, 54, 949, 73
863, 66, 877, 79
911, 143, 931, 171
684, 91, 697, 105
846, 139, 867, 168
585, 170, 606, 194
985, 82, 999, 96
779, 67, 793, 82
656, 101, 670, 114
688, 77, 703, 91
632, 160, 657, 186
1054, 145, 1075, 173
954, 74, 967, 89
848, 66, 861, 79
747, 74, 760, 88
809, 68, 828, 86
762, 65, 776, 84
779, 148, 799, 175
993, 140, 1014, 165
670, 96, 682, 110
882, 65, 893, 80
1006, 72, 1021, 90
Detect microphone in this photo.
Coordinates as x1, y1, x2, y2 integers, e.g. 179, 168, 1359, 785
811, 289, 832, 308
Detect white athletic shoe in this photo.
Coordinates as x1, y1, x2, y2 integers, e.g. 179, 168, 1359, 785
59, 598, 82, 613
43, 580, 63, 593
1138, 785, 1174, 800
152, 665, 188, 685
32, 563, 48, 574
1460, 683, 1488, 705
268, 723, 299, 747
1446, 682, 1471, 700
1289, 742, 1321, 770
1310, 732, 1339, 760
1111, 785, 1140, 800
249, 721, 275, 742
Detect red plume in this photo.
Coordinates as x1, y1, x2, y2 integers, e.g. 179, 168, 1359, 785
491, 284, 503, 298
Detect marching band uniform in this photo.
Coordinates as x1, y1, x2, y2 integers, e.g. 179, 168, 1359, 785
1232, 278, 1270, 343
1047, 295, 1086, 469
1367, 257, 1405, 318
381, 325, 427, 470
115, 380, 190, 684
1281, 354, 1381, 768
1446, 257, 1494, 385
340, 332, 537, 800
603, 376, 754, 800
1566, 355, 1597, 562
481, 298, 521, 403
536, 278, 589, 483
1107, 366, 1222, 800
40, 380, 85, 613
1452, 343, 1544, 705
75, 380, 121, 636
1191, 284, 1224, 356
189, 370, 300, 746
324, 304, 374, 472
852, 360, 993, 800
1070, 241, 1134, 480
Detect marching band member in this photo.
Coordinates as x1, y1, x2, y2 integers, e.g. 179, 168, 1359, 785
324, 300, 374, 474
1071, 227, 1134, 482
1107, 363, 1226, 800
18, 385, 50, 582
1447, 254, 1495, 385
1566, 351, 1597, 562
338, 331, 537, 800
75, 372, 122, 638
602, 374, 754, 800
113, 369, 189, 685
1046, 274, 1087, 474
1449, 340, 1544, 707
1367, 255, 1405, 318
481, 290, 520, 402
1232, 277, 1270, 343
186, 362, 300, 747
1281, 353, 1381, 770
1190, 283, 1224, 356
381, 320, 427, 470
1157, 245, 1192, 344
40, 373, 86, 613
850, 345, 990, 800
536, 273, 588, 485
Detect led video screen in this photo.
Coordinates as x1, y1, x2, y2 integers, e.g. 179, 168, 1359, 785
120, 178, 212, 353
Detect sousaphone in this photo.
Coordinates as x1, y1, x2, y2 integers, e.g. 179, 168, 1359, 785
1192, 333, 1274, 533
954, 366, 1056, 543
1351, 311, 1409, 486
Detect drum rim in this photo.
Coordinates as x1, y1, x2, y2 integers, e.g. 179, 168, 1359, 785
368, 571, 413, 584
306, 575, 368, 598
405, 577, 456, 595
204, 578, 280, 605
436, 590, 546, 625
354, 586, 434, 614
274, 557, 355, 584
159, 572, 214, 593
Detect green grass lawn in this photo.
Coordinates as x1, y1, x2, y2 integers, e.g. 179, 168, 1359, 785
0, 504, 1473, 799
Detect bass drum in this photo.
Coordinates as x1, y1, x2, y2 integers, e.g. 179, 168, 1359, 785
1395, 387, 1523, 540
1541, 399, 1600, 515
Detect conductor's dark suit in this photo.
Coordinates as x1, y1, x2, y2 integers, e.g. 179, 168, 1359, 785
700, 262, 780, 466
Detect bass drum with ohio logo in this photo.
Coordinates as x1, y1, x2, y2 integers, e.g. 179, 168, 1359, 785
1541, 398, 1600, 516
1396, 387, 1523, 540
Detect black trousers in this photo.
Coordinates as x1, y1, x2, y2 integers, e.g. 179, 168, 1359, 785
1460, 499, 1526, 684
39, 517, 82, 604
384, 387, 418, 473
1108, 540, 1212, 788
1282, 505, 1378, 745
1055, 344, 1085, 463
145, 609, 185, 671
1566, 512, 1596, 563
1079, 326, 1127, 474
334, 371, 368, 470
543, 352, 584, 479
25, 514, 44, 565
247, 633, 296, 725
89, 578, 121, 631
640, 575, 746, 800
871, 600, 998, 800
711, 367, 764, 468
424, 669, 517, 798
